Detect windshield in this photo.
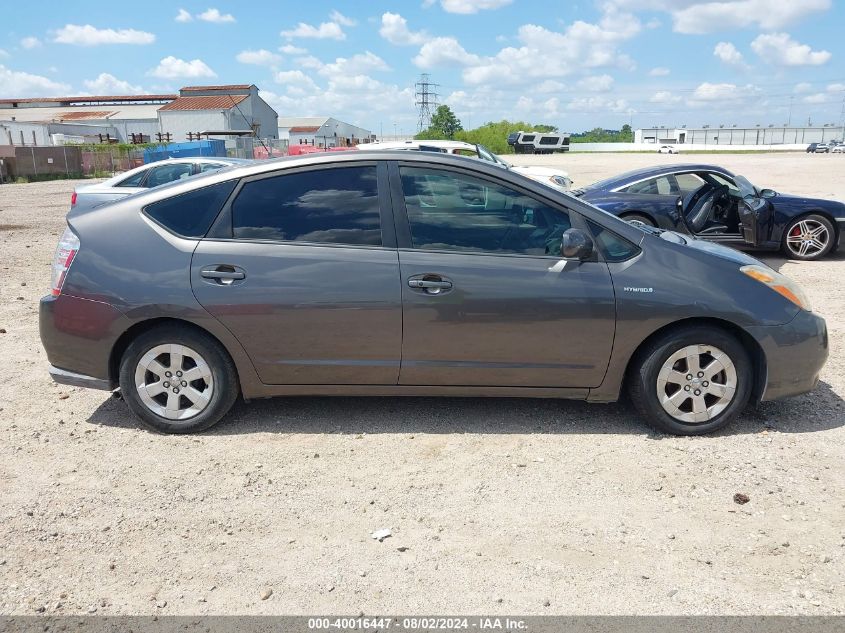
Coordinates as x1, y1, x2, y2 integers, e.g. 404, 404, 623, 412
733, 174, 759, 199
476, 144, 512, 168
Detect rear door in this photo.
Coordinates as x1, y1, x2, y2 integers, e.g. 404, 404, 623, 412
391, 162, 616, 388
191, 161, 402, 385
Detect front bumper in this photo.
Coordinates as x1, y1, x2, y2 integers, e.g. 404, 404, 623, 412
746, 309, 828, 401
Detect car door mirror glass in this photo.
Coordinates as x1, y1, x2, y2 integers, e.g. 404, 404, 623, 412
760, 188, 777, 199
560, 228, 594, 260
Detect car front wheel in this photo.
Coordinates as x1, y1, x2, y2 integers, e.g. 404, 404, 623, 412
627, 326, 752, 435
118, 325, 239, 434
782, 214, 835, 260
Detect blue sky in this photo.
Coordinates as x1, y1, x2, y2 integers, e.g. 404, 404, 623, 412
3, 0, 844, 134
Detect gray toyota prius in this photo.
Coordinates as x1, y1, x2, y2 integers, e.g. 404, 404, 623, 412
40, 152, 828, 435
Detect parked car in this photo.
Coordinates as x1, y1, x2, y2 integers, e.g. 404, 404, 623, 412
806, 143, 819, 153
572, 164, 845, 260
71, 157, 254, 212
41, 152, 827, 436
832, 145, 844, 154
814, 143, 830, 153
657, 145, 679, 154
358, 139, 572, 191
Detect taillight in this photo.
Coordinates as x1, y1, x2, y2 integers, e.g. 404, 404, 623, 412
50, 227, 79, 297
70, 191, 77, 207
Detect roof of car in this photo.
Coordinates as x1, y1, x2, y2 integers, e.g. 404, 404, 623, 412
585, 163, 736, 191
359, 139, 476, 151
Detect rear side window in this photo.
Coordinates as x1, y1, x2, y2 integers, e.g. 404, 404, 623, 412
117, 169, 148, 187
198, 162, 227, 173
231, 166, 382, 246
145, 163, 195, 188
623, 176, 676, 195
144, 181, 236, 238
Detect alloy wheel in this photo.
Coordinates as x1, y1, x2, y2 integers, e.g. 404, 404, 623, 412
656, 344, 737, 424
134, 344, 214, 420
786, 219, 829, 258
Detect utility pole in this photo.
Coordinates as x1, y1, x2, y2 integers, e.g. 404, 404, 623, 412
787, 95, 794, 127
415, 73, 439, 133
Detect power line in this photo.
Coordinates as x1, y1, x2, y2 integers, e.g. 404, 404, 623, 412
415, 73, 439, 132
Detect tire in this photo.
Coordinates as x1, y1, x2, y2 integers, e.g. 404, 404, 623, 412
118, 325, 239, 434
781, 214, 835, 260
627, 325, 752, 436
621, 213, 656, 227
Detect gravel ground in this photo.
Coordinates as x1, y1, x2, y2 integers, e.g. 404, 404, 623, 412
1, 153, 843, 616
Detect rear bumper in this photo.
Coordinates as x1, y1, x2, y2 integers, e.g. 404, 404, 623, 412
49, 365, 113, 391
746, 310, 828, 401
40, 294, 129, 390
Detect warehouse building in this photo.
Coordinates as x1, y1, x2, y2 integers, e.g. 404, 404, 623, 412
278, 116, 374, 148
0, 85, 278, 145
635, 125, 845, 146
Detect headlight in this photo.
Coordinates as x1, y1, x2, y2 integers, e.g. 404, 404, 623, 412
550, 175, 571, 189
740, 264, 811, 311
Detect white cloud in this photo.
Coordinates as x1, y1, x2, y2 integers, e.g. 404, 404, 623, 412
751, 32, 831, 66
281, 21, 345, 40
197, 8, 235, 23
566, 96, 630, 113
0, 64, 70, 97
0, 49, 9, 58
175, 8, 193, 22
650, 90, 681, 104
828, 83, 845, 92
148, 56, 216, 78
318, 52, 390, 76
414, 37, 480, 68
379, 12, 429, 45
21, 36, 41, 49
648, 67, 670, 76
687, 82, 761, 107
793, 82, 812, 93
279, 44, 307, 55
803, 93, 827, 104
236, 49, 282, 66
438, 0, 513, 13
54, 24, 155, 46
611, 0, 831, 34
295, 55, 324, 70
83, 73, 145, 94
455, 7, 641, 86
577, 74, 614, 92
329, 10, 357, 26
713, 42, 747, 67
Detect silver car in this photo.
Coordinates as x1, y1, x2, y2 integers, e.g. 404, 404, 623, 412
71, 157, 253, 212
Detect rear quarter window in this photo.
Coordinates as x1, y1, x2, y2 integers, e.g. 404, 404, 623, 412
143, 180, 237, 238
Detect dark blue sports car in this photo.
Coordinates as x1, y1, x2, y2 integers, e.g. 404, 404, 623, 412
572, 164, 845, 260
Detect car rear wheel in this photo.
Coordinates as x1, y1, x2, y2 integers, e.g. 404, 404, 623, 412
782, 214, 835, 260
621, 213, 656, 227
627, 326, 752, 435
118, 325, 239, 434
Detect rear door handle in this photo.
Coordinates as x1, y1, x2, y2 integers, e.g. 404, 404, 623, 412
408, 279, 452, 290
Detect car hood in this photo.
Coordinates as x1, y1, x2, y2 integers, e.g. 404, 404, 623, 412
770, 193, 845, 215
511, 165, 570, 179
654, 231, 765, 266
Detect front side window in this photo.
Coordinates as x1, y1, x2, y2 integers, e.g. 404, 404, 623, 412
145, 163, 195, 188
400, 166, 571, 256
232, 165, 382, 246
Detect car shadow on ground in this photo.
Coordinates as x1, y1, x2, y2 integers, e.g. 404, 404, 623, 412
87, 380, 844, 437
755, 248, 845, 272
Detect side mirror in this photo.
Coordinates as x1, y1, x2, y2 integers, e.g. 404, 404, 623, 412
561, 228, 594, 260
760, 188, 777, 199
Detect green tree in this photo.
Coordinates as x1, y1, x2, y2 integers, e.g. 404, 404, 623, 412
417, 104, 463, 140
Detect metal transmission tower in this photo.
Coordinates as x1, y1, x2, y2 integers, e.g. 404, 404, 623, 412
415, 73, 440, 132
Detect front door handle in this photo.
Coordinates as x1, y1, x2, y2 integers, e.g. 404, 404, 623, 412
408, 275, 453, 294
200, 266, 246, 285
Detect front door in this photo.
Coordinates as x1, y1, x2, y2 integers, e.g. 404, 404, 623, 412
191, 163, 402, 385
392, 164, 616, 388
